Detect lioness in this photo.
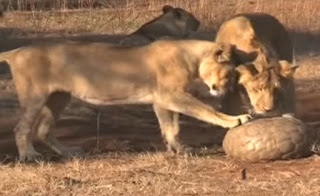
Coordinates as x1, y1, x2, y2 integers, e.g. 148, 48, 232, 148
215, 13, 298, 116
0, 40, 249, 161
120, 5, 200, 46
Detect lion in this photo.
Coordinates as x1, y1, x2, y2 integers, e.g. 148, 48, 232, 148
215, 13, 298, 117
0, 40, 250, 161
119, 5, 200, 46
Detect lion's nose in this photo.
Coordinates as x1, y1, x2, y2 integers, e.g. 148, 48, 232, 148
211, 84, 217, 90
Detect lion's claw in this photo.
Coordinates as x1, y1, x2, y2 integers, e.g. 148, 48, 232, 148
238, 114, 252, 125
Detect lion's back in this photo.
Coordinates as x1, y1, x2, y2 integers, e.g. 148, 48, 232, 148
216, 13, 293, 63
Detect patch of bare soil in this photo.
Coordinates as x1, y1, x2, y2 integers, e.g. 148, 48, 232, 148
0, 6, 319, 194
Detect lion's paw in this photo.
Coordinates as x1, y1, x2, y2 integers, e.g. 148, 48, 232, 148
19, 150, 42, 162
237, 114, 252, 125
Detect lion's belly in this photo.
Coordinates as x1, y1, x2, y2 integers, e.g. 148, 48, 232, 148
71, 81, 154, 105
76, 93, 154, 105
65, 69, 155, 105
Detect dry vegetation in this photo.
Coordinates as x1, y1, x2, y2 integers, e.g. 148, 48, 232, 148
0, 0, 320, 195
0, 0, 319, 36
2, 153, 320, 196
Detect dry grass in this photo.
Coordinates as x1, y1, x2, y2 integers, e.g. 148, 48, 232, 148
0, 1, 320, 196
1, 153, 320, 196
0, 0, 319, 36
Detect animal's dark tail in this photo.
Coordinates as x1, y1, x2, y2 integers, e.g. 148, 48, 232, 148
0, 5, 4, 17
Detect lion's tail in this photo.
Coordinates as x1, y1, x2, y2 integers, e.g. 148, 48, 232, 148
0, 47, 23, 65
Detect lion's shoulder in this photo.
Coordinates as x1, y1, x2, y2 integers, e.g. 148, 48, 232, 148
216, 13, 293, 63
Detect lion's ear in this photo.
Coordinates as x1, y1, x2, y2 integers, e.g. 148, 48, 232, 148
236, 64, 256, 84
215, 42, 234, 63
253, 52, 268, 73
219, 42, 234, 56
162, 5, 174, 13
279, 60, 298, 78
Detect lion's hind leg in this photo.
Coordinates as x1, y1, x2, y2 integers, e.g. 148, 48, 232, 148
36, 92, 84, 158
153, 104, 185, 154
15, 97, 47, 162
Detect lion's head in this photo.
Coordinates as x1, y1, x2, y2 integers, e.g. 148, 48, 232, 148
236, 53, 298, 115
198, 43, 236, 97
121, 5, 200, 46
159, 5, 200, 37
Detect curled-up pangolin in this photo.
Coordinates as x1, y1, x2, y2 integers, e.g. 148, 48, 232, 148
223, 116, 318, 161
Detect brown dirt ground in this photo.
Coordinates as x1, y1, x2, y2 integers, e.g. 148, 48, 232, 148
0, 5, 320, 195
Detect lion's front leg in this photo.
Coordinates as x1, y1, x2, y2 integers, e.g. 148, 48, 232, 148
154, 92, 250, 129
153, 104, 186, 154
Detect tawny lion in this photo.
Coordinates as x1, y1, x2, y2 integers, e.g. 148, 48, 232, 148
120, 5, 200, 46
0, 40, 250, 161
215, 13, 298, 117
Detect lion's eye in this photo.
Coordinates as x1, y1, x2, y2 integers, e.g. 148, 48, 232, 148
259, 84, 264, 89
253, 87, 263, 92
252, 88, 259, 93
225, 71, 232, 79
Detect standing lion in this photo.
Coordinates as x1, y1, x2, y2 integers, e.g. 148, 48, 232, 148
0, 40, 250, 161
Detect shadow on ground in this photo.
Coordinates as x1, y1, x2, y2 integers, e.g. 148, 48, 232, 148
0, 27, 319, 53
0, 77, 319, 162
